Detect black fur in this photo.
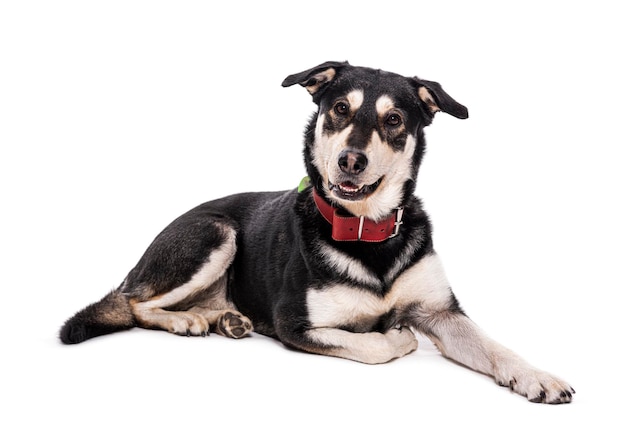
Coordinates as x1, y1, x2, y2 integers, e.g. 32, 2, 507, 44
58, 61, 576, 405
60, 290, 135, 344
59, 61, 467, 344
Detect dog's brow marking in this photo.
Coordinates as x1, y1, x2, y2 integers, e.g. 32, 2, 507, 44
346, 89, 364, 111
375, 95, 395, 115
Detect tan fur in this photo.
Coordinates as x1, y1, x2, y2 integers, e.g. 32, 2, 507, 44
312, 93, 418, 221
129, 228, 248, 337
418, 86, 440, 113
305, 68, 337, 94
305, 327, 418, 364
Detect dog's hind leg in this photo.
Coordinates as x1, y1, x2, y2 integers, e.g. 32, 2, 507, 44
60, 208, 254, 343
127, 221, 250, 338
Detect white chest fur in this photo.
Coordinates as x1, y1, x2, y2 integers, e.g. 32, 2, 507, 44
306, 253, 453, 328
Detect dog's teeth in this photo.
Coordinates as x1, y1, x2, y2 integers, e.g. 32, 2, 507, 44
339, 182, 359, 192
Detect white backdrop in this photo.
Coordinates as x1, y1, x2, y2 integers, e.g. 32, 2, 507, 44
1, 1, 624, 429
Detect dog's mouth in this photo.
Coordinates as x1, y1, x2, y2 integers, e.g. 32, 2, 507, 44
328, 177, 383, 201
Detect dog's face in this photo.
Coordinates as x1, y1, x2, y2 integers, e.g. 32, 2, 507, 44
283, 62, 468, 220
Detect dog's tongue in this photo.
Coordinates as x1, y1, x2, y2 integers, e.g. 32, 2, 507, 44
339, 181, 360, 192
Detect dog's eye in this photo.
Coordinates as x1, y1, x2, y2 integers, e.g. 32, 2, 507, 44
334, 102, 349, 116
385, 114, 402, 127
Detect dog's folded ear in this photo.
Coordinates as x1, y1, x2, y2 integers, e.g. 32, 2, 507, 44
282, 61, 349, 98
414, 78, 469, 119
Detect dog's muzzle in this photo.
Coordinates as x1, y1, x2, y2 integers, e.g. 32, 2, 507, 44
329, 149, 382, 201
328, 177, 383, 201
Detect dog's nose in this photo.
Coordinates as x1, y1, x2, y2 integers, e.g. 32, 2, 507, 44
338, 150, 368, 175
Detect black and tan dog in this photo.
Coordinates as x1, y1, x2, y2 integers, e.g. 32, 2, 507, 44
60, 61, 574, 403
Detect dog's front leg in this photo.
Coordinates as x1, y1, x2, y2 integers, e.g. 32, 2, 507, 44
279, 326, 418, 365
415, 309, 574, 403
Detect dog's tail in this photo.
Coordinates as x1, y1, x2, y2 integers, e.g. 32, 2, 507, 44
59, 289, 136, 344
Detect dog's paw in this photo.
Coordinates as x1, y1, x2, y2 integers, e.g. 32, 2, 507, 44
216, 311, 253, 339
167, 312, 210, 337
385, 326, 418, 359
494, 363, 574, 404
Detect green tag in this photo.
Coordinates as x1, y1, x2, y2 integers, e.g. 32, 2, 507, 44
297, 176, 311, 193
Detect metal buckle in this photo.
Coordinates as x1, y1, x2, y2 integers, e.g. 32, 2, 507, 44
357, 215, 365, 240
390, 207, 404, 238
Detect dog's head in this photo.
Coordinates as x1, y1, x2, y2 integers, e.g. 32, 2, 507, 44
283, 61, 468, 221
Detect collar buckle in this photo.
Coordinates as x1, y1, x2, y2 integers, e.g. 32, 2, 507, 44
357, 216, 365, 240
389, 207, 404, 239
312, 188, 405, 242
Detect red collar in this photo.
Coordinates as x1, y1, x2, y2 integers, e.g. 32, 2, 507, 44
312, 188, 404, 242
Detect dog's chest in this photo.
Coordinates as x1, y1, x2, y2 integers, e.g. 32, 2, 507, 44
306, 253, 452, 329
306, 284, 391, 330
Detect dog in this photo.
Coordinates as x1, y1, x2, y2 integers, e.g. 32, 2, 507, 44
60, 61, 574, 404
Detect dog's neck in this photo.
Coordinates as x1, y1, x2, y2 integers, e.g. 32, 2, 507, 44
312, 188, 403, 242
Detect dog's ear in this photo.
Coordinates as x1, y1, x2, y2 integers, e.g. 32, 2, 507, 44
414, 78, 469, 119
282, 61, 349, 97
